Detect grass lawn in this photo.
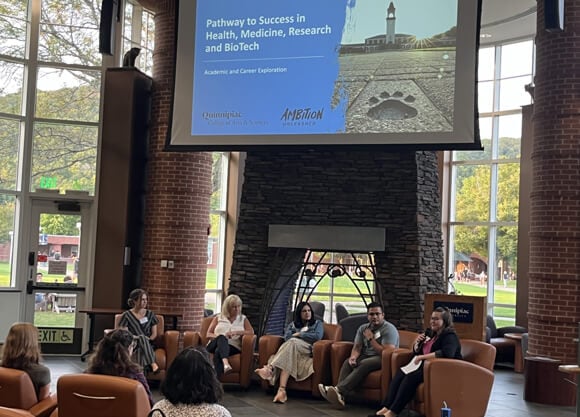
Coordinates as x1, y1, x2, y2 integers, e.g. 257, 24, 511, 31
0, 262, 10, 287
34, 311, 75, 328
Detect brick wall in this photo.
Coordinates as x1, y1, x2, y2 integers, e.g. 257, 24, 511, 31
138, 0, 212, 331
529, 0, 580, 362
229, 150, 445, 334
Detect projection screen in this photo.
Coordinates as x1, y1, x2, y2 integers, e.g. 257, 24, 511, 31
168, 0, 482, 150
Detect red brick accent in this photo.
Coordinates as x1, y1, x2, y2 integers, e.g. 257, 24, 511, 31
139, 0, 212, 332
529, 0, 580, 363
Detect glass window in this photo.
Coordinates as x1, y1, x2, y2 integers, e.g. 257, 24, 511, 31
0, 194, 17, 287
449, 39, 532, 326
500, 40, 534, 79
0, 117, 21, 191
31, 122, 98, 193
499, 75, 532, 111
496, 164, 520, 222
0, 60, 25, 115
453, 165, 490, 222
206, 152, 228, 314
478, 47, 495, 82
38, 0, 101, 66
477, 80, 494, 113
497, 114, 522, 159
122, 1, 155, 75
36, 67, 101, 122
0, 1, 29, 58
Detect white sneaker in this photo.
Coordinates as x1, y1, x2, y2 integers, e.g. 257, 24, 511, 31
318, 383, 329, 400
327, 386, 345, 409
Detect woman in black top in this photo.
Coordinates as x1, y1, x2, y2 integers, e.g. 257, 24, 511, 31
373, 307, 462, 417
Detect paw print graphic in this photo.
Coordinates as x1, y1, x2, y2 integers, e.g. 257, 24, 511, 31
367, 91, 417, 120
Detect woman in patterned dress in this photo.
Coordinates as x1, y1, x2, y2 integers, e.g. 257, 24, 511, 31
255, 301, 324, 403
206, 294, 254, 377
118, 288, 159, 373
151, 346, 231, 417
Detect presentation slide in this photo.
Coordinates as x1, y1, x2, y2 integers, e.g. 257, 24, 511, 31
169, 0, 481, 149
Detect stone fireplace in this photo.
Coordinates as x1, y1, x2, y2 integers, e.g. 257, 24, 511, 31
229, 150, 445, 335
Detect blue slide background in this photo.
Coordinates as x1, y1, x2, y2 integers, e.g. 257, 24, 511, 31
191, 0, 349, 135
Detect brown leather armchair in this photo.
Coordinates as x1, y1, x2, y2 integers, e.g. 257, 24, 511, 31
0, 367, 57, 417
391, 339, 496, 417
257, 322, 342, 397
329, 329, 415, 404
49, 374, 151, 417
330, 333, 404, 403
183, 316, 257, 388
111, 314, 179, 382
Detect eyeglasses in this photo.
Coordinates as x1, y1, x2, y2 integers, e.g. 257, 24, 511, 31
368, 312, 382, 316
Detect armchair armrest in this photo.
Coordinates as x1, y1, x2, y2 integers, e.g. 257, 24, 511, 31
28, 393, 57, 417
257, 335, 284, 390
380, 347, 397, 398
330, 341, 353, 385
163, 330, 180, 368
497, 326, 527, 337
183, 331, 201, 348
0, 407, 35, 417
423, 358, 494, 417
258, 335, 284, 367
310, 340, 334, 396
238, 334, 257, 389
390, 348, 413, 378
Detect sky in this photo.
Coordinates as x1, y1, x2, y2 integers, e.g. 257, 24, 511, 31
341, 0, 458, 44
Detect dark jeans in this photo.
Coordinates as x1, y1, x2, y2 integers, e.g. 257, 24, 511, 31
381, 367, 424, 414
206, 335, 241, 376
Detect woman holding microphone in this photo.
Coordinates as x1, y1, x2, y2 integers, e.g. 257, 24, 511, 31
372, 306, 462, 417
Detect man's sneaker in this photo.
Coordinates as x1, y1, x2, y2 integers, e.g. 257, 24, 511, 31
327, 386, 345, 409
318, 383, 329, 400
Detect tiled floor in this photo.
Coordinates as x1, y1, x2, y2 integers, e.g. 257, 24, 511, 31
45, 356, 576, 417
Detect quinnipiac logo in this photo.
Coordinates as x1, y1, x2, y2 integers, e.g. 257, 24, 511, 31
202, 111, 242, 120
280, 107, 324, 122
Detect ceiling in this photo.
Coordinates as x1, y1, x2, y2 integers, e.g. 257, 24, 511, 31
479, 0, 537, 45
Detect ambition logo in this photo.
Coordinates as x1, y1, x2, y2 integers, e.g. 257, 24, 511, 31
280, 107, 324, 121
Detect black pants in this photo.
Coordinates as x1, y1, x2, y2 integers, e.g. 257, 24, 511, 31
206, 335, 240, 376
381, 367, 424, 414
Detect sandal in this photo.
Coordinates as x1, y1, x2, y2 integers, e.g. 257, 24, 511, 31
273, 387, 287, 403
254, 366, 273, 381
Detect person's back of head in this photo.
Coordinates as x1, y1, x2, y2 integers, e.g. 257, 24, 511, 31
86, 329, 139, 376
161, 346, 223, 405
2, 323, 41, 369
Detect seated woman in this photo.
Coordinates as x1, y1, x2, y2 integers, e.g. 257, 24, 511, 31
86, 328, 154, 406
118, 288, 159, 373
206, 294, 254, 377
372, 306, 462, 417
255, 301, 324, 403
1, 323, 51, 400
152, 346, 231, 417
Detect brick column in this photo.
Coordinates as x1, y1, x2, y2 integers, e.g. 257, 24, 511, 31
138, 0, 212, 331
529, 0, 580, 362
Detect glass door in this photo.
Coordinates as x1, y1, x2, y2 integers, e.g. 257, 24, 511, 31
24, 199, 91, 354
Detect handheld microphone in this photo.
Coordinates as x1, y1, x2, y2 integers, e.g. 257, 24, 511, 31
424, 328, 433, 340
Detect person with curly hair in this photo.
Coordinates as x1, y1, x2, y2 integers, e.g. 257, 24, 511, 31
86, 328, 153, 406
151, 346, 231, 417
1, 323, 51, 400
